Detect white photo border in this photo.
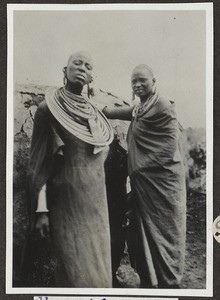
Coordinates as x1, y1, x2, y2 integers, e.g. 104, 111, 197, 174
6, 2, 213, 297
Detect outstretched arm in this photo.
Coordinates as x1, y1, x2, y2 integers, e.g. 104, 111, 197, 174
102, 106, 134, 121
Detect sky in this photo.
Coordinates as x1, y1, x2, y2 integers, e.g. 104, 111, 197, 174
13, 7, 208, 128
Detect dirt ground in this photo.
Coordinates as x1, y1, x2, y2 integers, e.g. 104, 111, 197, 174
12, 85, 206, 289
181, 191, 206, 289
116, 190, 206, 289
13, 189, 206, 289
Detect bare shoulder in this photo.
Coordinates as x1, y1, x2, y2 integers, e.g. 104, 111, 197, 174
154, 97, 171, 114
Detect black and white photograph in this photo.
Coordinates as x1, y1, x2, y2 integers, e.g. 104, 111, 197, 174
6, 2, 213, 298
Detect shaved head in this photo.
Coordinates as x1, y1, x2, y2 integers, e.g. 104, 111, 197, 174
132, 64, 154, 78
64, 50, 94, 91
67, 51, 94, 69
131, 64, 156, 100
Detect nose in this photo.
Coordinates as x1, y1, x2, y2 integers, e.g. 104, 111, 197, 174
78, 63, 86, 72
134, 80, 142, 88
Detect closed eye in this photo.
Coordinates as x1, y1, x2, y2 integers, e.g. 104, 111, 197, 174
86, 63, 92, 71
73, 60, 92, 71
73, 59, 82, 65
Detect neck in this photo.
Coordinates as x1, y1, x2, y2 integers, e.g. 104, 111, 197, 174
140, 92, 153, 104
65, 81, 83, 95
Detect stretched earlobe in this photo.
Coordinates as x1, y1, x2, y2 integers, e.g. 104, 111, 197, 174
132, 91, 135, 101
87, 76, 94, 98
87, 83, 95, 98
87, 84, 94, 98
152, 78, 156, 94
62, 67, 67, 86
152, 85, 157, 94
63, 76, 67, 86
90, 76, 93, 84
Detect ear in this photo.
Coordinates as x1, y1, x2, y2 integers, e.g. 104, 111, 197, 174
62, 66, 67, 75
88, 76, 93, 84
152, 77, 156, 85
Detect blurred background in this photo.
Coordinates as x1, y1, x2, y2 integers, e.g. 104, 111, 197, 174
12, 7, 208, 289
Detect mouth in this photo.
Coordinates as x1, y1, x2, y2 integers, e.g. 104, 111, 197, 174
135, 89, 144, 94
76, 74, 86, 80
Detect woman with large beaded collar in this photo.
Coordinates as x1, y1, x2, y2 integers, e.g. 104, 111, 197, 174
28, 51, 114, 287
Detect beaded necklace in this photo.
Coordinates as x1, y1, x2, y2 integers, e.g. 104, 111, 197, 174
46, 87, 114, 153
132, 93, 159, 118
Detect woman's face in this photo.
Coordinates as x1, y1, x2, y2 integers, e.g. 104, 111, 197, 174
131, 67, 155, 99
66, 52, 93, 87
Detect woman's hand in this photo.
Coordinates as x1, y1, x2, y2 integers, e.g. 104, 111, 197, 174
35, 212, 50, 239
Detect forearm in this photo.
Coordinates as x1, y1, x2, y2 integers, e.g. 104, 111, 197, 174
35, 184, 48, 213
35, 184, 50, 238
103, 106, 134, 121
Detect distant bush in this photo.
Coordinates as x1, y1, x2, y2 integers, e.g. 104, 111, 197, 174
180, 127, 206, 193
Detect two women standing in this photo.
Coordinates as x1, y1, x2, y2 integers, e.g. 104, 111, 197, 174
27, 52, 186, 288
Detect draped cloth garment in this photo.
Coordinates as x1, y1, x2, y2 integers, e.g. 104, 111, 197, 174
127, 100, 186, 288
28, 97, 112, 287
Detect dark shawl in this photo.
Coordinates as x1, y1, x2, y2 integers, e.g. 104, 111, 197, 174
27, 101, 64, 228
127, 101, 186, 287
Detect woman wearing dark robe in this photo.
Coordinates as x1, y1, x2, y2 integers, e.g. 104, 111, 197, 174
28, 51, 114, 287
104, 64, 186, 288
